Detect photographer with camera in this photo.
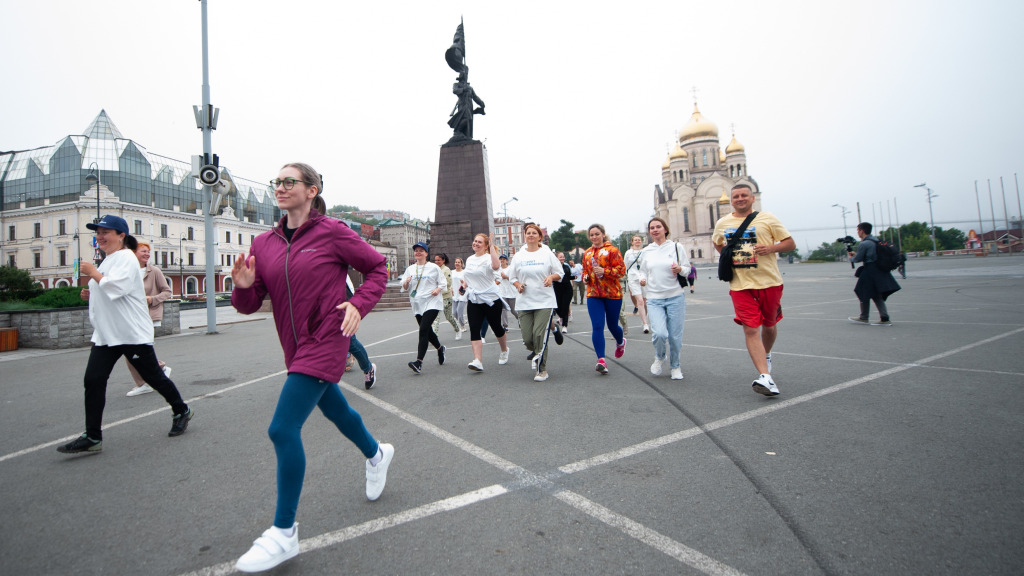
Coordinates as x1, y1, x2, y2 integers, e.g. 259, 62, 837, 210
838, 236, 857, 268
847, 222, 900, 325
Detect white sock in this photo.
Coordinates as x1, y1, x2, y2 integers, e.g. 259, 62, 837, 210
274, 524, 296, 537
368, 447, 383, 466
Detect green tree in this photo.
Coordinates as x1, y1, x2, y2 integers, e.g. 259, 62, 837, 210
0, 265, 34, 292
548, 219, 577, 253
807, 241, 847, 261
328, 204, 359, 213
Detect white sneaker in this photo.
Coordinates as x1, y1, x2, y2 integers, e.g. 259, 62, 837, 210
498, 350, 510, 365
670, 368, 684, 380
650, 358, 664, 376
236, 524, 299, 573
534, 370, 549, 382
480, 337, 486, 345
643, 324, 650, 334
366, 443, 394, 501
455, 328, 462, 341
162, 365, 173, 379
765, 353, 772, 373
126, 384, 154, 397
468, 358, 484, 372
752, 374, 780, 396
531, 355, 539, 371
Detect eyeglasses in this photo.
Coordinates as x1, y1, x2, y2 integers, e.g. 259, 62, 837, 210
270, 178, 310, 190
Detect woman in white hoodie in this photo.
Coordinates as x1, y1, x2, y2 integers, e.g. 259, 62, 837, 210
638, 217, 690, 380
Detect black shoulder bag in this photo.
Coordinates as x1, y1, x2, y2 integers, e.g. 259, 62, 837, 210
717, 212, 758, 282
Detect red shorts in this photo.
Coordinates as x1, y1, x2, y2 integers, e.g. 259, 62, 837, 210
730, 285, 784, 327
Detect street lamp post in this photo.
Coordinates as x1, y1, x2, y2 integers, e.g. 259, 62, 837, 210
84, 163, 103, 263
831, 203, 850, 237
913, 183, 939, 256
179, 236, 185, 298
500, 197, 518, 255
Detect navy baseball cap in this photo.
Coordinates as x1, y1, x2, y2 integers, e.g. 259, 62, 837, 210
86, 215, 130, 235
412, 241, 429, 252
499, 254, 508, 259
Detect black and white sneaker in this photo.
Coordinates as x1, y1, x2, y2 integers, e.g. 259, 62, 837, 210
57, 434, 102, 454
553, 324, 564, 345
364, 363, 377, 390
437, 345, 446, 365
169, 407, 194, 437
408, 360, 422, 374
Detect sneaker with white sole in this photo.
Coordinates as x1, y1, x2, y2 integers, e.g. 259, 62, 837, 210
498, 350, 510, 365
553, 323, 564, 345
127, 383, 154, 397
596, 359, 609, 375
56, 434, 102, 454
236, 524, 299, 573
534, 370, 549, 382
671, 368, 684, 380
162, 365, 172, 379
642, 324, 650, 334
366, 443, 395, 501
650, 357, 664, 376
455, 328, 462, 341
752, 374, 780, 396
614, 339, 626, 359
848, 316, 869, 324
468, 358, 484, 372
364, 363, 377, 390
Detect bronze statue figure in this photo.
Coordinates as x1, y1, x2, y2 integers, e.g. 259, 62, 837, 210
444, 21, 485, 144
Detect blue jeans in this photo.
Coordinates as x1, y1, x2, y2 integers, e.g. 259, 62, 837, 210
586, 297, 623, 359
268, 372, 378, 528
647, 293, 686, 369
348, 336, 372, 374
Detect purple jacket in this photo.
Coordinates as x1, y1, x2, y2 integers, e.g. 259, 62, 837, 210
232, 211, 387, 383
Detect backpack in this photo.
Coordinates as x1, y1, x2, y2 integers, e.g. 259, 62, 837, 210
871, 239, 901, 271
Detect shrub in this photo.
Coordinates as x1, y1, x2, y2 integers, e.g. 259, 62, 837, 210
26, 286, 87, 309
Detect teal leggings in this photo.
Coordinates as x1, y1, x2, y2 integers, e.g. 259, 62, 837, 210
269, 372, 378, 528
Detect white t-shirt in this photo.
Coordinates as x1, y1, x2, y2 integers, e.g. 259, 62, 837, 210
508, 247, 563, 309
462, 253, 500, 303
89, 248, 155, 346
638, 240, 689, 300
401, 262, 444, 315
497, 265, 518, 299
451, 269, 467, 302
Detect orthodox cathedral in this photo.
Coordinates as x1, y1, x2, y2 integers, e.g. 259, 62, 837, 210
653, 101, 760, 262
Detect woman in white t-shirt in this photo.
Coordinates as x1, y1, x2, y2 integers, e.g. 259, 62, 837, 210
463, 233, 510, 371
497, 254, 519, 329
450, 257, 468, 335
508, 223, 564, 381
400, 242, 446, 374
638, 217, 690, 381
623, 234, 651, 334
57, 215, 193, 455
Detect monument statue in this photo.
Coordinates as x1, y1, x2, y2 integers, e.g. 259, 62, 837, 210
444, 21, 485, 145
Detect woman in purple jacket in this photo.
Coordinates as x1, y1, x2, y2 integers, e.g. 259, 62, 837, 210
230, 163, 393, 573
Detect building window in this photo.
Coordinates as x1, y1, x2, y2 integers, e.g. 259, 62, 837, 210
8, 225, 15, 241
34, 253, 41, 268
160, 224, 168, 238
690, 249, 695, 259
250, 234, 255, 245
683, 207, 690, 232
188, 253, 195, 266
239, 233, 243, 245
134, 220, 143, 235
730, 166, 735, 178
709, 205, 715, 229
698, 249, 703, 259
160, 252, 168, 268
34, 223, 41, 238
702, 149, 707, 167
692, 155, 697, 168
187, 227, 194, 241
225, 231, 231, 243
7, 255, 15, 267
59, 250, 67, 266
691, 177, 696, 185
59, 219, 67, 235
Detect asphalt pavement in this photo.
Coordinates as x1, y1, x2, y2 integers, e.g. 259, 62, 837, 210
1, 255, 1023, 575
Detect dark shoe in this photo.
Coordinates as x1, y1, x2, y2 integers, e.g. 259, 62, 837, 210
553, 324, 564, 345
437, 345, 446, 365
364, 363, 377, 390
848, 316, 869, 324
877, 318, 892, 326
408, 360, 422, 374
169, 407, 193, 437
57, 434, 102, 454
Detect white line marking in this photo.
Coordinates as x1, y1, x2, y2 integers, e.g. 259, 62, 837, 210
555, 491, 748, 576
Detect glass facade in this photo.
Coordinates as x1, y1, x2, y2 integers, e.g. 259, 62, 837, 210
0, 110, 280, 224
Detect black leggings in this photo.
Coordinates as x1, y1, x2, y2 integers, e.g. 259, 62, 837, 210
84, 344, 188, 439
554, 285, 572, 327
467, 300, 507, 341
415, 309, 442, 360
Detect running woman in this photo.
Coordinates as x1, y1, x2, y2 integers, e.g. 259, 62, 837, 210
581, 223, 627, 374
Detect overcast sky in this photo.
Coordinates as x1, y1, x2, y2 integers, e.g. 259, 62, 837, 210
4, 0, 1022, 252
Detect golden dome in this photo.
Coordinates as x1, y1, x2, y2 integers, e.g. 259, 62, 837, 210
719, 149, 726, 163
725, 134, 745, 154
669, 144, 688, 160
679, 103, 718, 142
718, 191, 730, 204
661, 155, 670, 171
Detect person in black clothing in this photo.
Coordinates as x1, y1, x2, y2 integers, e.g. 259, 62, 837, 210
552, 251, 573, 344
847, 222, 901, 325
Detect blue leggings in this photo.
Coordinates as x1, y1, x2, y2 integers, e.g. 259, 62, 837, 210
587, 297, 624, 359
349, 336, 372, 373
268, 372, 378, 528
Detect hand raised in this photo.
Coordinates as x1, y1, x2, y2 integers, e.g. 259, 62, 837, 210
231, 253, 256, 289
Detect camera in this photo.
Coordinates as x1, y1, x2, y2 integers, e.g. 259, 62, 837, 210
837, 236, 857, 253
